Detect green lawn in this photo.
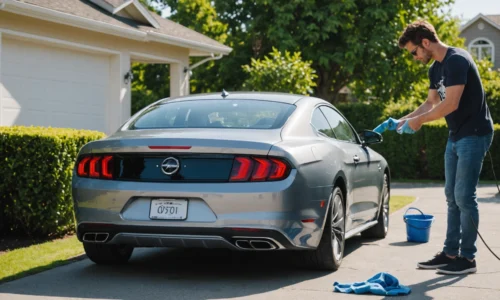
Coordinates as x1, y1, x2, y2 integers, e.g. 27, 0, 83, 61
0, 194, 416, 283
0, 235, 84, 283
390, 195, 416, 213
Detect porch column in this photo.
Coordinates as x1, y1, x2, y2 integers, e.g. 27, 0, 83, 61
109, 52, 131, 135
170, 62, 189, 97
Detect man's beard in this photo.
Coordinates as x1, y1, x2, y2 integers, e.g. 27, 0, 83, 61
421, 49, 433, 64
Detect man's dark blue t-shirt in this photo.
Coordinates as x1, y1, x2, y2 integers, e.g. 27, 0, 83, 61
428, 47, 494, 141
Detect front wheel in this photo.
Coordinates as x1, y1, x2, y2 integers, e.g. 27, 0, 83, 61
301, 186, 345, 271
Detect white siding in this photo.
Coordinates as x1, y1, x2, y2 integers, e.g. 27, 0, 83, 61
0, 38, 110, 132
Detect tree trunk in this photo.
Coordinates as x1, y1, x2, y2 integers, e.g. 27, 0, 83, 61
315, 66, 350, 104
315, 67, 334, 103
331, 79, 348, 104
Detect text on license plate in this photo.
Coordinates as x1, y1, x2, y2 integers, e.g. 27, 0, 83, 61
150, 199, 188, 220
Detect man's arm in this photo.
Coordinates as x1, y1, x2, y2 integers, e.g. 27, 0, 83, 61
407, 54, 469, 131
397, 89, 440, 129
409, 85, 464, 130
401, 89, 441, 120
416, 85, 463, 123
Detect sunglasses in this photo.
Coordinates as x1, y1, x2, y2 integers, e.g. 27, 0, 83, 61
410, 45, 420, 56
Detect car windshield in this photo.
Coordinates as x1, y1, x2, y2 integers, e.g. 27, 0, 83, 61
128, 99, 296, 130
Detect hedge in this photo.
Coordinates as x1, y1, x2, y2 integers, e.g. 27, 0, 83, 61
0, 126, 105, 238
337, 103, 500, 181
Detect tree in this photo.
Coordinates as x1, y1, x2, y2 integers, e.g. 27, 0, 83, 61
246, 0, 461, 103
138, 0, 462, 106
242, 47, 317, 95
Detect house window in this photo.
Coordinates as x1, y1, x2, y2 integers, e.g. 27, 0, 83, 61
469, 38, 495, 63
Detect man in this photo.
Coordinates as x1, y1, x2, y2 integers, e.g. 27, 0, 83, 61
397, 20, 494, 275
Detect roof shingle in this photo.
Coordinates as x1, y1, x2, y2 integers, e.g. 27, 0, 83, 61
13, 0, 230, 54
486, 15, 500, 26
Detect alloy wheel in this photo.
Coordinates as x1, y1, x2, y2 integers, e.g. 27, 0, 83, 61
382, 176, 390, 234
331, 193, 345, 261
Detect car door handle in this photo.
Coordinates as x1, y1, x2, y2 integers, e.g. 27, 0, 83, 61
353, 155, 360, 163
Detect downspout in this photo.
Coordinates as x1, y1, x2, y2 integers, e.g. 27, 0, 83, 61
183, 53, 224, 76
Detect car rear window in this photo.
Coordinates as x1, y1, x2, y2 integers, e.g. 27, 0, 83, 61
128, 99, 296, 130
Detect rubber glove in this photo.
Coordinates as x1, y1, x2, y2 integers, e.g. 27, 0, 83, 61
373, 118, 400, 134
396, 120, 416, 135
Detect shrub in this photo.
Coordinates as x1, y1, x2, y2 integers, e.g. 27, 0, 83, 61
0, 126, 105, 238
477, 59, 500, 124
369, 122, 500, 181
336, 103, 500, 181
242, 47, 317, 95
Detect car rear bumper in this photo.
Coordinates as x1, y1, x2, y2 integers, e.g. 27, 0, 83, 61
77, 223, 295, 250
72, 169, 332, 250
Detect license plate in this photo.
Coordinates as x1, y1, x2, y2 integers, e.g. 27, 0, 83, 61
149, 199, 188, 220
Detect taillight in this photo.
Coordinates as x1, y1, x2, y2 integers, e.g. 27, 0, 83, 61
230, 157, 253, 181
89, 157, 101, 178
229, 156, 291, 182
101, 156, 114, 179
76, 155, 114, 180
77, 157, 91, 176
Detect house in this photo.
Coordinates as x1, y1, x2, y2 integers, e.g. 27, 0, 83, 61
0, 0, 232, 135
460, 14, 500, 70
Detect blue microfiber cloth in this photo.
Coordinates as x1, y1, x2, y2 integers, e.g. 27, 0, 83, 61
373, 118, 400, 134
333, 272, 411, 296
397, 120, 416, 135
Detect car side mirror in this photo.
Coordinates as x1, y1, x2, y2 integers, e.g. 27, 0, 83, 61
359, 130, 383, 146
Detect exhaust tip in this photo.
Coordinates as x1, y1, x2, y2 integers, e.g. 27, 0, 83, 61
235, 240, 252, 250
95, 233, 109, 242
83, 233, 96, 242
250, 240, 276, 250
83, 232, 109, 243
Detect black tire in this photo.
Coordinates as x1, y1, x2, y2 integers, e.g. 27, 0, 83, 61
83, 242, 134, 265
361, 173, 390, 239
301, 186, 345, 271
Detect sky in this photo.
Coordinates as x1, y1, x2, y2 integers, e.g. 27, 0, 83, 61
449, 0, 500, 22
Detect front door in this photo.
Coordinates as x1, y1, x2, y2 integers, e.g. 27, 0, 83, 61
319, 106, 378, 224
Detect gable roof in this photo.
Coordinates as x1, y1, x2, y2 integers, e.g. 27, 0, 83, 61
89, 0, 160, 29
0, 0, 232, 56
460, 13, 500, 32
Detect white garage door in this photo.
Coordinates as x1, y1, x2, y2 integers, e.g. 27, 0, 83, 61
1, 38, 110, 132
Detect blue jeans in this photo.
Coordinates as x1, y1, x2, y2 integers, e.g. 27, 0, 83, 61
443, 132, 493, 260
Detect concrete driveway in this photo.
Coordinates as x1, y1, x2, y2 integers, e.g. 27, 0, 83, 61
1, 183, 499, 299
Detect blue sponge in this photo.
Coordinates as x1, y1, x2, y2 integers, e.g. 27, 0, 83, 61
373, 118, 400, 134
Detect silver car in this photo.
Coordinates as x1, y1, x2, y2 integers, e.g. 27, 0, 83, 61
72, 92, 390, 271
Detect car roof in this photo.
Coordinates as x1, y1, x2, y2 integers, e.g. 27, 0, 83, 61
157, 91, 307, 105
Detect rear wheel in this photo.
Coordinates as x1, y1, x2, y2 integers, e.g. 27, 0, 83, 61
361, 173, 390, 239
301, 186, 345, 271
83, 242, 134, 265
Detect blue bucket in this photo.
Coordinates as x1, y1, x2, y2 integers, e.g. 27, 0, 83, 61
403, 207, 434, 243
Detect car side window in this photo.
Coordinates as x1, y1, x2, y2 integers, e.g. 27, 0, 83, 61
319, 106, 358, 143
311, 108, 336, 138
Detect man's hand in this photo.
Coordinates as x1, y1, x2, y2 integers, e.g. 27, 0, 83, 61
407, 117, 423, 131
397, 118, 407, 130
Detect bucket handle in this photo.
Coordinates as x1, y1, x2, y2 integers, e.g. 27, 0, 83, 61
403, 207, 424, 218
403, 207, 434, 230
